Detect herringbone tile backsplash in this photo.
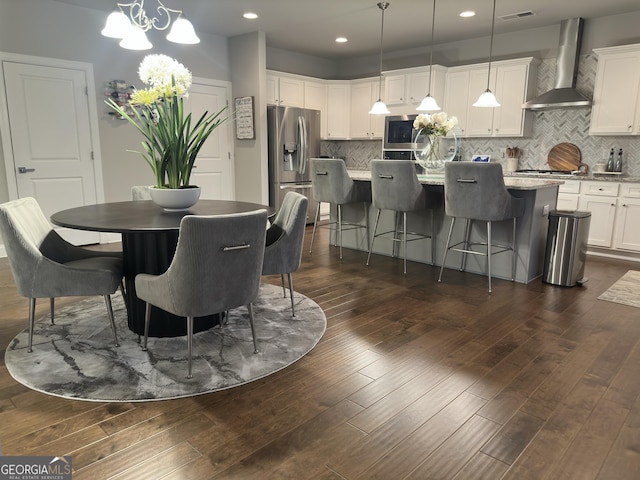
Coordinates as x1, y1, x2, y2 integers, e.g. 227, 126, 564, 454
321, 54, 640, 177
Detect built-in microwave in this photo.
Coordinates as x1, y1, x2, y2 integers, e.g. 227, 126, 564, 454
383, 114, 419, 151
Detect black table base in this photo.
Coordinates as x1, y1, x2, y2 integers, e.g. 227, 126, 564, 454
122, 231, 219, 337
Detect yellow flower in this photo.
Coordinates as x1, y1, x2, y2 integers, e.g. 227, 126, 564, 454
130, 88, 161, 106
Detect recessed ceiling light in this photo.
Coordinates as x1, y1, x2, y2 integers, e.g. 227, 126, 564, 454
243, 12, 258, 20
460, 11, 476, 18
336, 37, 348, 43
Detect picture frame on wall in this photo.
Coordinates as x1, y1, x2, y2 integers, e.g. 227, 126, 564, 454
472, 154, 491, 162
235, 96, 255, 139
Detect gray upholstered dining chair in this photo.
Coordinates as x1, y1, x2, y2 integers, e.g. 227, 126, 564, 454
0, 197, 123, 352
262, 191, 308, 317
131, 186, 152, 200
366, 159, 438, 274
309, 158, 371, 259
438, 162, 525, 293
136, 209, 268, 378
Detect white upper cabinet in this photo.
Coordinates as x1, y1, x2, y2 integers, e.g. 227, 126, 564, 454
590, 44, 640, 135
384, 75, 407, 105
325, 82, 350, 139
464, 58, 537, 138
383, 66, 447, 113
350, 78, 384, 140
443, 69, 470, 137
304, 81, 327, 138
266, 72, 304, 107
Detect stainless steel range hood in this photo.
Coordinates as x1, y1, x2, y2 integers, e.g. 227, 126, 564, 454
523, 18, 592, 110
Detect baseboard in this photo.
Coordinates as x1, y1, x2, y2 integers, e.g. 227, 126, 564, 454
587, 248, 640, 263
0, 244, 5, 258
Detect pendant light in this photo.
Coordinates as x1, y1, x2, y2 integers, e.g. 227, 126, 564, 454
369, 2, 391, 115
417, 0, 441, 112
473, 0, 500, 107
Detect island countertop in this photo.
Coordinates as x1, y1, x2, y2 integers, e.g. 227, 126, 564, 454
347, 169, 564, 190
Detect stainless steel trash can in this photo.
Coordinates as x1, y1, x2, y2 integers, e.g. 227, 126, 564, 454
543, 210, 591, 286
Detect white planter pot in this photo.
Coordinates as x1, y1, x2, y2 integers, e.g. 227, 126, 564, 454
149, 186, 201, 212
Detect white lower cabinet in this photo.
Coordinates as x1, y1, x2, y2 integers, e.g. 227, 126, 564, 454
578, 194, 617, 247
614, 184, 640, 252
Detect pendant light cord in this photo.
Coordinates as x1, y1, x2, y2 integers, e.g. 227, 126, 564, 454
486, 0, 497, 90
376, 2, 389, 99
428, 0, 436, 95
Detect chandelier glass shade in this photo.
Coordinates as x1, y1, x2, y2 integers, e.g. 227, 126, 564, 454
473, 0, 500, 107
416, 0, 441, 112
101, 1, 200, 50
369, 2, 390, 115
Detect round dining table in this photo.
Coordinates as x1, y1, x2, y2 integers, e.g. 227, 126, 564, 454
51, 200, 275, 337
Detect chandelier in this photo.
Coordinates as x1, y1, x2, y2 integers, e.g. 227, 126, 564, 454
101, 1, 200, 50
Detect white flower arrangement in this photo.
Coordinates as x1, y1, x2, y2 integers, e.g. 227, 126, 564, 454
413, 112, 458, 137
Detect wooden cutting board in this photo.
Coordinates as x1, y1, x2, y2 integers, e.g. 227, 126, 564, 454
547, 143, 582, 171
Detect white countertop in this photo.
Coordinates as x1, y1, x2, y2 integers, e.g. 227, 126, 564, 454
348, 169, 564, 191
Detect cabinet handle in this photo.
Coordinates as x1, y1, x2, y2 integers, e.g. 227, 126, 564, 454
598, 188, 603, 191
622, 204, 627, 207
611, 203, 615, 206
629, 125, 633, 131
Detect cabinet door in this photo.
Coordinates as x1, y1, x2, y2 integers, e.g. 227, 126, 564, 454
578, 195, 617, 247
556, 193, 579, 211
350, 82, 374, 139
384, 75, 406, 105
590, 51, 640, 134
466, 67, 495, 137
326, 83, 350, 139
443, 70, 470, 137
266, 75, 278, 105
304, 81, 327, 138
278, 77, 304, 107
407, 71, 430, 105
615, 198, 640, 251
493, 63, 528, 136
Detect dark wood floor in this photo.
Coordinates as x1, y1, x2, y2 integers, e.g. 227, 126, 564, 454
2, 226, 640, 479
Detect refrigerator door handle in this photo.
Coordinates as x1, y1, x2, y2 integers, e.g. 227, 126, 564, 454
298, 115, 308, 175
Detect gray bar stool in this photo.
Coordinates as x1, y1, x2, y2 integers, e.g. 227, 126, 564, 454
366, 159, 437, 274
438, 162, 525, 293
309, 158, 371, 259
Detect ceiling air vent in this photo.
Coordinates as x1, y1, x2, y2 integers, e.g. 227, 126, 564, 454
499, 10, 536, 21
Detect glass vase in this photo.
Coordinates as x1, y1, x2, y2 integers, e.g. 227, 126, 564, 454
412, 128, 459, 173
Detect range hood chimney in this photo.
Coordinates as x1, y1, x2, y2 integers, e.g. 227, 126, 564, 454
523, 18, 591, 110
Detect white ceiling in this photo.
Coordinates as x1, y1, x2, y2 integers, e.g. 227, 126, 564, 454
55, 0, 640, 59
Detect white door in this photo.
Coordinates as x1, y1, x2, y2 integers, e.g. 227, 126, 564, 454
183, 81, 234, 200
2, 60, 100, 244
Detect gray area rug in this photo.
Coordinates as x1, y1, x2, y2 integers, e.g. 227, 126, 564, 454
5, 284, 325, 402
598, 270, 640, 308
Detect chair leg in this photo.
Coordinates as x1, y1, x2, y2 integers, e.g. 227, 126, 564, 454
280, 274, 287, 297
430, 209, 435, 266
309, 202, 321, 254
487, 221, 493, 293
461, 218, 471, 271
50, 298, 55, 324
338, 204, 343, 259
392, 211, 401, 258
103, 295, 119, 347
119, 280, 127, 304
28, 298, 36, 353
287, 272, 296, 317
366, 209, 382, 266
142, 302, 151, 351
247, 303, 258, 354
402, 211, 408, 275
187, 316, 194, 379
511, 217, 518, 282
364, 201, 371, 252
438, 217, 456, 283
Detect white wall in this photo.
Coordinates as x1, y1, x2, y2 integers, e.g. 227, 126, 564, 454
0, 0, 230, 203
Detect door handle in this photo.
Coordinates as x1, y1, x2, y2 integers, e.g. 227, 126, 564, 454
18, 167, 36, 174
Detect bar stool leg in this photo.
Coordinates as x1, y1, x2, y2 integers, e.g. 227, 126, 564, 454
366, 209, 382, 266
461, 218, 471, 271
430, 209, 435, 265
392, 211, 401, 258
309, 202, 321, 254
338, 204, 343, 259
364, 202, 371, 252
438, 217, 456, 283
402, 211, 408, 275
511, 217, 517, 281
487, 221, 492, 293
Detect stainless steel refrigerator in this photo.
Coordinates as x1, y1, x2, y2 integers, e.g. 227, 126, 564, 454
267, 105, 320, 223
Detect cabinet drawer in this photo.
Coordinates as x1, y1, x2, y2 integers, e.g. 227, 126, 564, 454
558, 180, 581, 194
620, 183, 640, 198
580, 181, 619, 196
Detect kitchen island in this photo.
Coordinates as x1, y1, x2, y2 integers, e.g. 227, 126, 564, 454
331, 170, 563, 284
